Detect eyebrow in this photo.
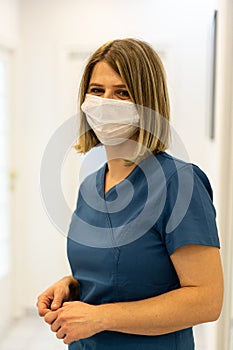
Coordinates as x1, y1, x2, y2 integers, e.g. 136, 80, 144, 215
88, 83, 127, 88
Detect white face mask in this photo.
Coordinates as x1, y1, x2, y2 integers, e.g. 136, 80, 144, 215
81, 94, 140, 146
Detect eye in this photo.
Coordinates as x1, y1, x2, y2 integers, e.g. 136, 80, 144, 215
89, 87, 104, 95
116, 90, 130, 99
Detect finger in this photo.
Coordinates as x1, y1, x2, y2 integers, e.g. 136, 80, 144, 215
62, 302, 71, 307
37, 301, 51, 317
63, 335, 73, 345
44, 311, 58, 325
51, 289, 66, 310
38, 307, 51, 317
56, 328, 66, 340
51, 318, 61, 332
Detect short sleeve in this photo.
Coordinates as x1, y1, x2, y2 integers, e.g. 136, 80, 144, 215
156, 164, 220, 255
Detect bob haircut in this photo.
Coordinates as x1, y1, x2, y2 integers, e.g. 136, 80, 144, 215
74, 38, 170, 161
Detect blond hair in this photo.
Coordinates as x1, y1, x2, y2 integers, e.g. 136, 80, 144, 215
74, 38, 170, 160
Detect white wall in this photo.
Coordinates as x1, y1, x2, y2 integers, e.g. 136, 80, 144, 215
13, 0, 220, 348
0, 0, 19, 47
0, 0, 20, 336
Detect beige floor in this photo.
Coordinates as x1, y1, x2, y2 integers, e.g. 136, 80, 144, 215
0, 310, 67, 350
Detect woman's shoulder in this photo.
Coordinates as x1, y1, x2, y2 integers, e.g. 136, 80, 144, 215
157, 152, 208, 177
156, 152, 213, 199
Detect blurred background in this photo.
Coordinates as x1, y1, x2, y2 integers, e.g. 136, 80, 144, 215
0, 0, 232, 349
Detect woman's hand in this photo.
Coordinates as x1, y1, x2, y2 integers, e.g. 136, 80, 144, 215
37, 276, 79, 317
44, 301, 104, 344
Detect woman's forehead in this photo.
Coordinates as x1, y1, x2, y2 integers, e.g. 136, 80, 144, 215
89, 61, 124, 85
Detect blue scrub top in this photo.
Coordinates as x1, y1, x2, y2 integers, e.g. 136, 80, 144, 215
67, 152, 220, 350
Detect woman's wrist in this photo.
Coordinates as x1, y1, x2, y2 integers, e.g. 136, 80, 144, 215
60, 275, 77, 286
68, 276, 80, 300
96, 303, 116, 332
60, 275, 79, 300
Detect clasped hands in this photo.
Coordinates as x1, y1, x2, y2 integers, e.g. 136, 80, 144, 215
43, 301, 103, 344
37, 277, 105, 344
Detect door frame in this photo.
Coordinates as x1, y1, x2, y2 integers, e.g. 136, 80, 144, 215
215, 0, 233, 348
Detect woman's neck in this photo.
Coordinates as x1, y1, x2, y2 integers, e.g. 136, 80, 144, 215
104, 141, 137, 180
106, 158, 136, 181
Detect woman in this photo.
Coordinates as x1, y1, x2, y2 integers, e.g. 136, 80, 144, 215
37, 38, 223, 349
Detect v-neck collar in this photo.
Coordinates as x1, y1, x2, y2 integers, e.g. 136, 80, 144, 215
96, 162, 140, 200
95, 153, 163, 200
